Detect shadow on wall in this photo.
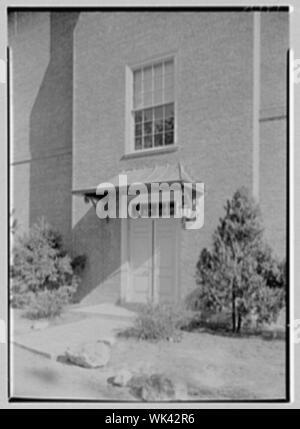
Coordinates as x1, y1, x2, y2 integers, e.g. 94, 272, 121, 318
27, 11, 124, 303
29, 12, 79, 250
72, 206, 122, 304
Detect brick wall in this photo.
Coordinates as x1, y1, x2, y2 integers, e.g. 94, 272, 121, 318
73, 11, 256, 300
9, 11, 79, 249
9, 11, 288, 303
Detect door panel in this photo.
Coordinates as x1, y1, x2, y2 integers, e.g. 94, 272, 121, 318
129, 218, 178, 304
129, 219, 152, 303
155, 220, 177, 303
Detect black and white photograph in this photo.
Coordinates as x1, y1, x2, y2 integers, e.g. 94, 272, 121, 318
1, 2, 299, 410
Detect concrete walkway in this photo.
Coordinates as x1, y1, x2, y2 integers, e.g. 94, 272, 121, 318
69, 303, 136, 320
12, 304, 136, 360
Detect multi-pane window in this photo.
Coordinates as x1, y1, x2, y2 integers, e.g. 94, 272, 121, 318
133, 59, 175, 151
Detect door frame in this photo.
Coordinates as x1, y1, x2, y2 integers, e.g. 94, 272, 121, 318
120, 217, 180, 304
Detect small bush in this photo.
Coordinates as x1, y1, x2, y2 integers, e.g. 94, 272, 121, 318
10, 278, 32, 309
24, 286, 76, 320
11, 218, 74, 294
120, 303, 191, 341
10, 218, 86, 318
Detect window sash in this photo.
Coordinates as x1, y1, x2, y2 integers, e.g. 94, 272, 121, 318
133, 103, 174, 151
133, 59, 174, 111
132, 58, 175, 151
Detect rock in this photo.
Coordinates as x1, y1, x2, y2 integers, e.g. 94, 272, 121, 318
58, 341, 111, 368
102, 336, 116, 347
129, 373, 176, 401
30, 320, 49, 330
127, 374, 148, 398
108, 369, 132, 387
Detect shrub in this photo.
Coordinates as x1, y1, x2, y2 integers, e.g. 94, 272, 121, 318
10, 218, 86, 318
10, 278, 32, 309
120, 303, 191, 341
11, 218, 73, 293
24, 286, 75, 319
193, 187, 285, 333
71, 254, 87, 275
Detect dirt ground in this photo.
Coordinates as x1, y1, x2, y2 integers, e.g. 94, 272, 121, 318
11, 331, 286, 401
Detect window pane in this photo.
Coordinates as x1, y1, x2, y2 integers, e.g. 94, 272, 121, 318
165, 131, 174, 145
154, 74, 163, 91
165, 117, 174, 132
143, 91, 153, 107
154, 63, 163, 90
134, 93, 143, 110
164, 103, 174, 118
154, 119, 163, 133
135, 137, 142, 150
154, 106, 163, 119
144, 135, 153, 149
164, 87, 173, 103
133, 70, 142, 91
143, 108, 153, 122
154, 133, 163, 147
164, 72, 174, 90
132, 60, 175, 152
135, 123, 142, 136
135, 110, 143, 123
143, 66, 152, 91
153, 90, 163, 105
144, 121, 152, 135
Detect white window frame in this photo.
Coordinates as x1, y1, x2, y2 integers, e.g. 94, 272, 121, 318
125, 54, 177, 155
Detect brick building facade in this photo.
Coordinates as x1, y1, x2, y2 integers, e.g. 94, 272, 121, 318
9, 10, 288, 305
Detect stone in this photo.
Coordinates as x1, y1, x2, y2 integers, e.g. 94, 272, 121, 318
58, 340, 111, 368
102, 336, 116, 346
129, 373, 176, 401
108, 369, 132, 387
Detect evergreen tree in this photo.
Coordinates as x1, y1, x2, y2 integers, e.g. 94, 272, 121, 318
195, 187, 285, 332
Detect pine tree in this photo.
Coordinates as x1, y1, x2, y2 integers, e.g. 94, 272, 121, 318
195, 187, 285, 332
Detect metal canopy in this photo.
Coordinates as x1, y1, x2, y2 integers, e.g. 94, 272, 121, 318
72, 162, 200, 198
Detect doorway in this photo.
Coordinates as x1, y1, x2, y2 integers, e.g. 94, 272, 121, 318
128, 218, 179, 303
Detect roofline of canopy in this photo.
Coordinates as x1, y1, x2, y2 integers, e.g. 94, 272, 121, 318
72, 162, 202, 198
